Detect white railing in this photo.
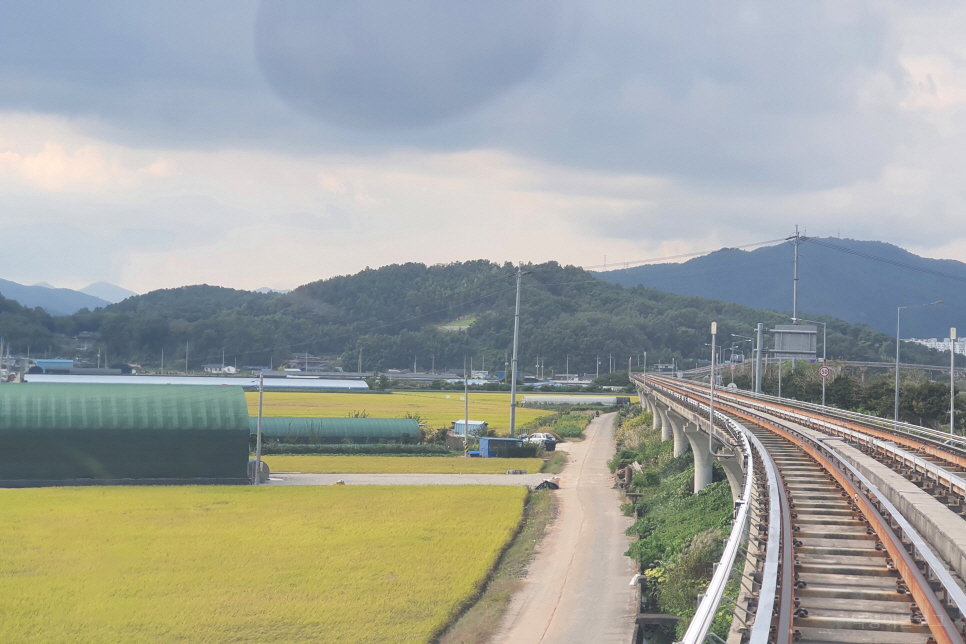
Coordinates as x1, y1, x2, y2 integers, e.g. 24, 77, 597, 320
643, 380, 756, 644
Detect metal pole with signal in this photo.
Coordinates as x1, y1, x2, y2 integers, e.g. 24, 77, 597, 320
509, 264, 523, 437
755, 323, 764, 394
709, 322, 717, 453
254, 372, 264, 485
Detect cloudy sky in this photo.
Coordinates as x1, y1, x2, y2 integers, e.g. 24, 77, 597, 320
1, 1, 965, 292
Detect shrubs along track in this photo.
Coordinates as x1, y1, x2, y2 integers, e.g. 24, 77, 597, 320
611, 411, 734, 643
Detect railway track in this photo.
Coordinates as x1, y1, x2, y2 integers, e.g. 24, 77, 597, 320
633, 375, 966, 644
657, 378, 966, 517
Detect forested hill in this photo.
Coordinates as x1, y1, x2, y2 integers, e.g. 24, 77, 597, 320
595, 237, 966, 338
0, 260, 957, 372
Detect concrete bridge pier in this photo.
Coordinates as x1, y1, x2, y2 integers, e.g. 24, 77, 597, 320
658, 405, 673, 442
716, 453, 744, 501
652, 401, 663, 434
668, 411, 690, 458
684, 429, 714, 493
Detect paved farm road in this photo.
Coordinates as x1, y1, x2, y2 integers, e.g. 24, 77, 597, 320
494, 412, 637, 644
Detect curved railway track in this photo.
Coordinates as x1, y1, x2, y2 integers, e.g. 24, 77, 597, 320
634, 375, 966, 644
661, 378, 966, 514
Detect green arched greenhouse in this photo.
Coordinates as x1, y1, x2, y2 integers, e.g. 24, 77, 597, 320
0, 384, 250, 483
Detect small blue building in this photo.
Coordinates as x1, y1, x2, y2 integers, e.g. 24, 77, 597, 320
32, 359, 74, 374
477, 437, 524, 458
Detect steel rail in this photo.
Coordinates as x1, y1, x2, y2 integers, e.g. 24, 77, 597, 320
647, 377, 966, 644
744, 429, 791, 644
646, 379, 788, 644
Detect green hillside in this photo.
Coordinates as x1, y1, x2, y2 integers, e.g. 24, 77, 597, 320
4, 260, 957, 373
596, 237, 966, 339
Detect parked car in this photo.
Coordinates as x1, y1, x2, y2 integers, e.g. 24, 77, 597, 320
524, 432, 556, 451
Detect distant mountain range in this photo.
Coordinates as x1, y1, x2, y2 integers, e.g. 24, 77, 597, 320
79, 282, 138, 304
0, 279, 136, 315
595, 238, 966, 339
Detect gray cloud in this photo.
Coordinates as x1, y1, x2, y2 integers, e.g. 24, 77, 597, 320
0, 1, 912, 191
254, 0, 571, 130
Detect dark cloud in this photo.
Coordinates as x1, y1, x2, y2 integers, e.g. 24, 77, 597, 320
254, 0, 571, 130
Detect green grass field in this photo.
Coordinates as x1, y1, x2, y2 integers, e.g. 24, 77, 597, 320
264, 455, 545, 474
245, 390, 550, 433
0, 485, 526, 644
245, 390, 638, 434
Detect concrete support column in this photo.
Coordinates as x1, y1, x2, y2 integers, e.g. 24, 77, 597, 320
671, 418, 690, 458
652, 402, 663, 433
658, 405, 672, 442
684, 429, 713, 493
717, 455, 744, 502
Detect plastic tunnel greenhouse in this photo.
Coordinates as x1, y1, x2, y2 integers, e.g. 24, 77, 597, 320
0, 384, 250, 483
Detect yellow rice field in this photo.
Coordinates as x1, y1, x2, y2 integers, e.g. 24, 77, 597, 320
0, 485, 526, 644
246, 390, 550, 432
264, 455, 545, 474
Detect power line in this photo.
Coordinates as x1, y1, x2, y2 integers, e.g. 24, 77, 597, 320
804, 238, 966, 284
579, 236, 790, 271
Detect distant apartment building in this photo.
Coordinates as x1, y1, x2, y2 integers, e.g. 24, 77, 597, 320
905, 337, 966, 356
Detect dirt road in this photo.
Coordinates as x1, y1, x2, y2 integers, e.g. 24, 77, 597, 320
495, 412, 637, 644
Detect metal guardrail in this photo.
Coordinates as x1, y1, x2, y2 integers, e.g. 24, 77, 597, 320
643, 380, 758, 644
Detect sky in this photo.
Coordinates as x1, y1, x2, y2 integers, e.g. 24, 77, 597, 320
2, 1, 966, 293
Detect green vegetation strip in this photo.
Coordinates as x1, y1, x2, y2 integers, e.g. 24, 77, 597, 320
262, 455, 546, 474
257, 443, 454, 455
612, 410, 734, 643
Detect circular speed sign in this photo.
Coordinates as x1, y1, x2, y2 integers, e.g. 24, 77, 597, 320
820, 366, 830, 378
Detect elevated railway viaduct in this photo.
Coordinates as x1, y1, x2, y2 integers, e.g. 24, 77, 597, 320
631, 374, 966, 644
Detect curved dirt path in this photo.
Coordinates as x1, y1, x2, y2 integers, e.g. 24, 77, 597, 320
494, 412, 637, 644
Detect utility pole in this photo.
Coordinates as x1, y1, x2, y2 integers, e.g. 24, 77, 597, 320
161, 348, 164, 374
642, 351, 647, 388
596, 355, 599, 379
755, 323, 764, 394
464, 356, 469, 450
791, 225, 801, 370
952, 328, 957, 435
709, 322, 717, 453
185, 343, 189, 375
254, 372, 264, 485
509, 263, 523, 437
358, 348, 363, 374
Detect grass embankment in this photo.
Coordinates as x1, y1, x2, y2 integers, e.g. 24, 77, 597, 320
263, 455, 546, 474
438, 489, 556, 644
0, 485, 526, 644
612, 408, 734, 643
246, 390, 548, 434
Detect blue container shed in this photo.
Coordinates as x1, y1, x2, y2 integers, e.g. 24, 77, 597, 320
478, 437, 523, 458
